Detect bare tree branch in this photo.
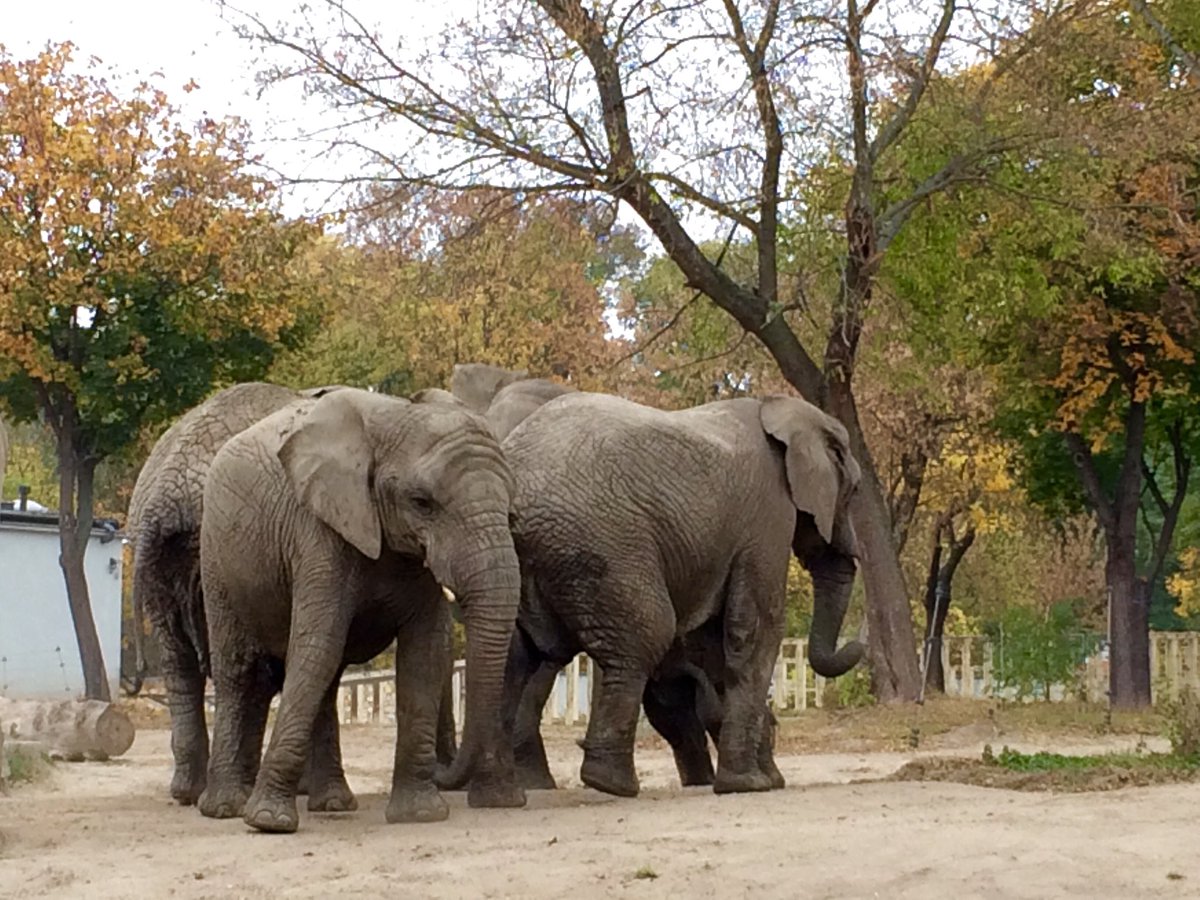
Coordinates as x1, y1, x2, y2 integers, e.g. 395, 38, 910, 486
1065, 431, 1116, 533
869, 0, 957, 162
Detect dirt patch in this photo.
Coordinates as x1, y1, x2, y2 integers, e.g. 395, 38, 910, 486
3, 712, 1198, 898
888, 754, 1200, 792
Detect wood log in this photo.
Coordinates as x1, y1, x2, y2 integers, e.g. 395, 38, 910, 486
0, 698, 134, 761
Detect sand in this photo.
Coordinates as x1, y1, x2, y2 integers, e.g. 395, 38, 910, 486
1, 723, 1196, 899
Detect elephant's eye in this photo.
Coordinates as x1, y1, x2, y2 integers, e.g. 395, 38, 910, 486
408, 491, 437, 514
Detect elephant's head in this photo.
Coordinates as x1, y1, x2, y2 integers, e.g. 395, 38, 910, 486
276, 388, 521, 799
450, 363, 529, 414
410, 387, 466, 407
760, 395, 864, 679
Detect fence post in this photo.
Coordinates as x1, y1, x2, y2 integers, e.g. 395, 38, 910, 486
982, 641, 994, 697
798, 644, 808, 711
961, 638, 973, 698
1167, 634, 1182, 702
1150, 635, 1160, 705
566, 655, 580, 725
1189, 634, 1200, 696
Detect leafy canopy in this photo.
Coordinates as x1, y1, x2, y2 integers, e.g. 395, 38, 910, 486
0, 42, 324, 460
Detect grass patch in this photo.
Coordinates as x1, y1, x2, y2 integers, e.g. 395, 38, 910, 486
985, 745, 1200, 773
890, 744, 1200, 792
4, 743, 54, 786
633, 866, 659, 881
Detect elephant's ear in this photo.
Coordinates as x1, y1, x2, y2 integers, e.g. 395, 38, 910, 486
759, 396, 861, 549
277, 393, 382, 560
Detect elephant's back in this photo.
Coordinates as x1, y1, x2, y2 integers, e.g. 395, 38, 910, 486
128, 383, 300, 542
507, 393, 770, 554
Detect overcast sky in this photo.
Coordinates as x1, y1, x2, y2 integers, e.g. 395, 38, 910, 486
6, 0, 455, 216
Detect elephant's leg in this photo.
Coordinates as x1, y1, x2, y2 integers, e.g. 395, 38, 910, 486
756, 707, 786, 790
714, 559, 785, 795
642, 672, 714, 787
199, 633, 274, 819
578, 661, 652, 797
513, 658, 561, 790
136, 549, 208, 805
305, 675, 358, 813
244, 589, 351, 834
435, 668, 458, 770
573, 580, 674, 799
386, 594, 451, 824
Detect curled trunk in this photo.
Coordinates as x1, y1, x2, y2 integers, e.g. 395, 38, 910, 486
807, 549, 865, 678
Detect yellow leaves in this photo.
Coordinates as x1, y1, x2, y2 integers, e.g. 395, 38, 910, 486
1169, 548, 1200, 619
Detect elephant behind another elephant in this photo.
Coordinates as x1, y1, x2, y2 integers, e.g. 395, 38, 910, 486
126, 382, 345, 806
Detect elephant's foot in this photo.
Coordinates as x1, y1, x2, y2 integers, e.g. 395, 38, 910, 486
517, 764, 558, 791
386, 783, 449, 824
197, 781, 250, 819
433, 764, 466, 792
761, 759, 786, 790
170, 762, 207, 806
468, 777, 527, 809
243, 785, 300, 834
580, 750, 639, 798
675, 754, 715, 787
307, 776, 358, 813
713, 766, 773, 795
515, 745, 557, 790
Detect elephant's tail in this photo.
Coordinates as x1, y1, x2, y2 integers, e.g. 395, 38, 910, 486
124, 530, 152, 696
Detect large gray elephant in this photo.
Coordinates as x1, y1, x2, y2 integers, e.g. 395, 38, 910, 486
126, 382, 344, 805
412, 365, 576, 775
490, 391, 863, 797
198, 388, 526, 833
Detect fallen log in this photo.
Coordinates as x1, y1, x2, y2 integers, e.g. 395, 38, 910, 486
0, 698, 134, 761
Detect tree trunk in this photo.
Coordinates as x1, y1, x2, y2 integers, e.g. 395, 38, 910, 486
1107, 550, 1152, 709
921, 520, 976, 696
56, 437, 110, 702
922, 543, 948, 695
827, 382, 922, 701
0, 697, 134, 760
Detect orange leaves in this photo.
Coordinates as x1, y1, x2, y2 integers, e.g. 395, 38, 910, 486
0, 41, 320, 402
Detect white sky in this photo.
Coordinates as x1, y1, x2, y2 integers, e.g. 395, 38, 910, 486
6, 0, 453, 216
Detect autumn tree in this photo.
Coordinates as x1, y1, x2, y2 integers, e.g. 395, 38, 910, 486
0, 44, 323, 700
230, 0, 1086, 700
272, 189, 636, 394
868, 4, 1200, 706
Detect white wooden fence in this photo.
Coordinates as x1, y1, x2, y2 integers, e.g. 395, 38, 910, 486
334, 632, 1200, 726
337, 639, 827, 727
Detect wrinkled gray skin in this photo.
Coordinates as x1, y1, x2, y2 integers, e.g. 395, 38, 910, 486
413, 366, 576, 773
126, 382, 345, 806
198, 389, 526, 833
427, 366, 773, 790
490, 391, 863, 797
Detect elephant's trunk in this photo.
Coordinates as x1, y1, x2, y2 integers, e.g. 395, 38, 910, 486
434, 526, 522, 794
807, 549, 865, 678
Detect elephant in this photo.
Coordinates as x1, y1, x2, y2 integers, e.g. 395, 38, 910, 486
126, 381, 345, 805
485, 391, 863, 798
197, 387, 526, 833
412, 366, 577, 766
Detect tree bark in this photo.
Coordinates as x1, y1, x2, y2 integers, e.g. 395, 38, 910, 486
826, 383, 923, 701
56, 425, 111, 702
922, 518, 976, 695
0, 697, 134, 760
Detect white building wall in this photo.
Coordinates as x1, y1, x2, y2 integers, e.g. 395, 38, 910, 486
0, 523, 124, 699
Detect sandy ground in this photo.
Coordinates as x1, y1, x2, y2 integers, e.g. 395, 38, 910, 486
1, 723, 1197, 900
